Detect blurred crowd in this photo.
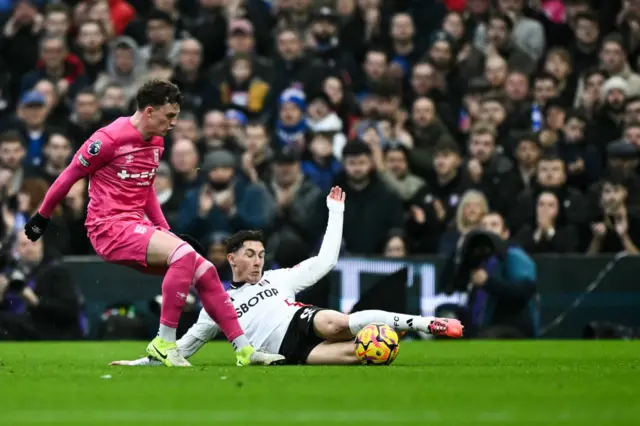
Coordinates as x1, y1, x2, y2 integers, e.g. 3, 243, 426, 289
0, 0, 639, 271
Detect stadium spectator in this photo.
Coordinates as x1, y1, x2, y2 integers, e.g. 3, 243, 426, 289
21, 34, 87, 99
509, 153, 588, 234
0, 131, 28, 196
377, 144, 425, 202
14, 91, 51, 167
335, 140, 403, 255
383, 229, 409, 258
301, 129, 341, 193
93, 36, 145, 104
171, 39, 215, 118
264, 146, 324, 262
169, 138, 200, 195
514, 191, 579, 253
68, 89, 105, 146
31, 131, 72, 184
154, 161, 180, 229
587, 173, 640, 254
76, 20, 108, 85
176, 149, 272, 244
439, 189, 489, 255
61, 179, 91, 256
0, 230, 84, 340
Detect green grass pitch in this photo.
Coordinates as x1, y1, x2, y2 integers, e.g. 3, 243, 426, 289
0, 341, 638, 425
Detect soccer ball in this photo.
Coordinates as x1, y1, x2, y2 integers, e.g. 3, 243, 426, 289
354, 323, 400, 365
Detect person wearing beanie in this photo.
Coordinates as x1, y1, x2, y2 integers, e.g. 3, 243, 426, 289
275, 88, 307, 148
176, 148, 272, 243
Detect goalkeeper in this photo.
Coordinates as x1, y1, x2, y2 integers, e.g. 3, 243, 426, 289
111, 187, 462, 366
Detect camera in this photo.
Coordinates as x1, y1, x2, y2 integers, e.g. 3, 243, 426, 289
439, 229, 507, 295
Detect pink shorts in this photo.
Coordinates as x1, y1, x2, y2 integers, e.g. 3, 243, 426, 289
88, 220, 171, 275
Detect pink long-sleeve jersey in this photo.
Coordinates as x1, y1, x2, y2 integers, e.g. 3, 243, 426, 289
38, 117, 169, 231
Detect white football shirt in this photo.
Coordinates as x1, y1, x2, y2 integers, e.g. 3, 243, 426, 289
188, 198, 344, 354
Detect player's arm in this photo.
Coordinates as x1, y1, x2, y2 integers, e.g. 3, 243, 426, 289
279, 187, 345, 294
144, 189, 170, 230
25, 134, 115, 241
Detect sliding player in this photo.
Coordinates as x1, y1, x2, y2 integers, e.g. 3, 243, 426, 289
24, 79, 284, 367
111, 187, 463, 366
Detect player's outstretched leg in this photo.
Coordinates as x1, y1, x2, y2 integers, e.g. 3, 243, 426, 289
191, 254, 286, 366
145, 231, 196, 367
313, 310, 463, 341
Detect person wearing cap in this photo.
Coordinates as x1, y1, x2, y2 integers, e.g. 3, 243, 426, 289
276, 88, 307, 147
308, 7, 357, 84
139, 9, 182, 67
333, 140, 404, 255
16, 90, 50, 168
426, 31, 455, 73
176, 149, 272, 241
210, 18, 273, 94
263, 145, 325, 262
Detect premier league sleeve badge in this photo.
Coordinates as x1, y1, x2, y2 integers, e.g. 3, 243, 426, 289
88, 140, 102, 156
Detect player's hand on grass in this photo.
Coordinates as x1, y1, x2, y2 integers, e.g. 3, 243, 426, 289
24, 212, 49, 242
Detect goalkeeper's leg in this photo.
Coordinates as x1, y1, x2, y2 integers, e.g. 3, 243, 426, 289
313, 310, 463, 340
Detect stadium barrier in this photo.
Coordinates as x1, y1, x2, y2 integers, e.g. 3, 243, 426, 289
65, 254, 640, 339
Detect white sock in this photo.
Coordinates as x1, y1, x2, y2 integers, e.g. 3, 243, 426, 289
158, 324, 177, 343
177, 333, 207, 358
231, 334, 251, 352
348, 310, 435, 335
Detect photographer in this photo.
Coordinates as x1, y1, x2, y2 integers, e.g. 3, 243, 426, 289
0, 232, 83, 340
440, 211, 539, 338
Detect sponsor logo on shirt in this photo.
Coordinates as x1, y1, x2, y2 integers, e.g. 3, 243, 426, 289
78, 154, 90, 167
117, 168, 156, 186
232, 288, 280, 318
88, 140, 101, 156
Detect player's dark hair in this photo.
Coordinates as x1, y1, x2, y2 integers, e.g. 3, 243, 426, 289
135, 79, 183, 110
225, 230, 265, 254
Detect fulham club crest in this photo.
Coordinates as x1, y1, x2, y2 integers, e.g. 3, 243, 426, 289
88, 140, 101, 156
153, 149, 159, 164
